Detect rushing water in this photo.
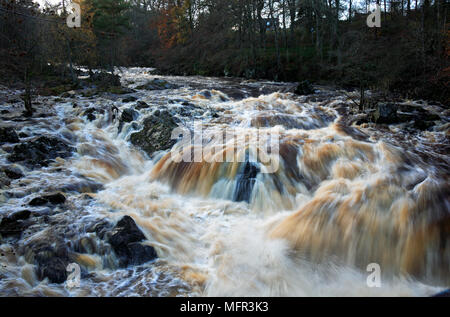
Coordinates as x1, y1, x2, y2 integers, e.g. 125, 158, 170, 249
0, 68, 448, 296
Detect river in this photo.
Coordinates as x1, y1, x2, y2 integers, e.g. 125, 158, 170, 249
0, 67, 448, 296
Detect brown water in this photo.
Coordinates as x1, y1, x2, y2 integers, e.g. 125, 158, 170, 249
0, 68, 448, 296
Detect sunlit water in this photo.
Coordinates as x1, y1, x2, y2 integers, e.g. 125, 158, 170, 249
0, 68, 448, 296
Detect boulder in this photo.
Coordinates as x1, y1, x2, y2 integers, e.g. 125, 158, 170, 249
137, 78, 180, 91
0, 127, 19, 144
129, 111, 178, 157
120, 108, 139, 123
294, 80, 315, 95
109, 216, 158, 267
371, 103, 399, 124
7, 136, 74, 168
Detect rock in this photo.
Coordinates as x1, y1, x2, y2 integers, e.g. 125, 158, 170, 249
1, 166, 24, 179
122, 96, 138, 103
129, 111, 178, 157
33, 244, 70, 284
233, 161, 260, 203
0, 210, 32, 238
136, 101, 150, 110
432, 289, 450, 297
120, 108, 139, 123
0, 171, 11, 188
294, 80, 314, 95
371, 103, 399, 124
7, 136, 74, 168
126, 242, 158, 266
109, 216, 157, 267
0, 127, 19, 144
137, 78, 180, 91
29, 193, 66, 206
89, 72, 121, 88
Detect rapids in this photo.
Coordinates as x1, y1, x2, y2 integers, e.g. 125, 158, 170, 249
0, 68, 448, 296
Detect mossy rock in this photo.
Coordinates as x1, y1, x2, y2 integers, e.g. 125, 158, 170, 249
129, 111, 178, 157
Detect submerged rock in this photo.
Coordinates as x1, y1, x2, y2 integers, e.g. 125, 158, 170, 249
7, 136, 74, 168
129, 111, 177, 157
33, 244, 70, 284
0, 127, 19, 144
109, 216, 158, 268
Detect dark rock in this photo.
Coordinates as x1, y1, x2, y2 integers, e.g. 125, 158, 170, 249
371, 103, 399, 124
18, 132, 29, 138
137, 78, 180, 91
0, 210, 32, 238
89, 72, 121, 88
294, 80, 314, 95
1, 166, 24, 179
7, 136, 74, 168
122, 96, 138, 103
127, 242, 158, 266
0, 127, 19, 144
233, 160, 260, 203
432, 289, 450, 297
0, 171, 11, 188
109, 216, 157, 267
129, 111, 178, 157
29, 193, 66, 206
34, 245, 70, 284
121, 108, 139, 123
136, 101, 150, 109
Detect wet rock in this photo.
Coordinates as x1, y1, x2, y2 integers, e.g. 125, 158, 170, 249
122, 96, 138, 103
136, 101, 150, 110
7, 136, 74, 168
0, 127, 19, 144
120, 108, 139, 123
33, 244, 70, 284
1, 166, 24, 179
233, 161, 260, 203
127, 242, 158, 266
137, 78, 180, 91
0, 210, 32, 238
90, 72, 121, 88
59, 180, 104, 194
129, 111, 178, 157
432, 289, 450, 297
29, 193, 66, 206
294, 80, 314, 95
109, 216, 158, 267
0, 171, 11, 188
371, 103, 399, 124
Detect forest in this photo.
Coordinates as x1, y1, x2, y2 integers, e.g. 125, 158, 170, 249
0, 0, 448, 104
